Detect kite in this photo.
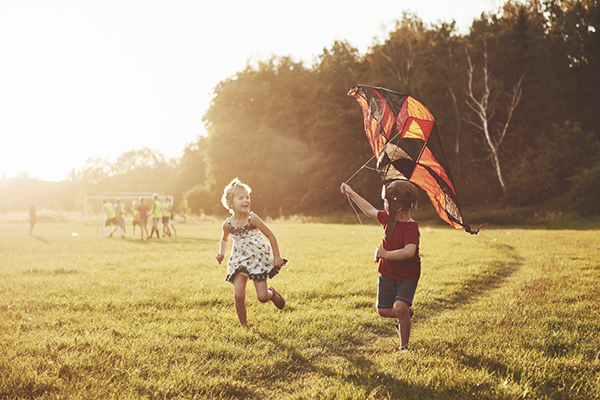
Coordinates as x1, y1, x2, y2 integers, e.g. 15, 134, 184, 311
347, 84, 485, 234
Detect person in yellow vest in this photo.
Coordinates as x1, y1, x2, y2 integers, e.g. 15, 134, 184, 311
114, 198, 126, 237
103, 199, 124, 238
161, 198, 173, 237
148, 194, 162, 239
162, 198, 177, 237
131, 200, 140, 237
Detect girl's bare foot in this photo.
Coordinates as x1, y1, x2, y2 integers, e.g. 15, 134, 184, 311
268, 287, 285, 310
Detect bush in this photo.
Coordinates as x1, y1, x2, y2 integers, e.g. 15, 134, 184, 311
569, 160, 600, 216
182, 184, 220, 215
507, 122, 600, 207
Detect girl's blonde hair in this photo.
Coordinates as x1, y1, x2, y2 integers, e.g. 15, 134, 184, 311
221, 178, 252, 213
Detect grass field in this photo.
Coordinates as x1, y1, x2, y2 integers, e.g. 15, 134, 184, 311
1, 220, 599, 399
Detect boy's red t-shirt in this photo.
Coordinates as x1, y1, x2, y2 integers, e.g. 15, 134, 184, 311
377, 211, 421, 281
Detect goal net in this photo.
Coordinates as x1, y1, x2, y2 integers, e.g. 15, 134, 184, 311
84, 192, 173, 223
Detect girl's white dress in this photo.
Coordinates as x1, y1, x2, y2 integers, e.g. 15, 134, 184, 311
225, 215, 282, 283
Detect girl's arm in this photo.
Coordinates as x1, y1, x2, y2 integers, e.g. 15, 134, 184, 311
375, 243, 417, 261
340, 183, 379, 220
216, 220, 230, 264
251, 213, 284, 268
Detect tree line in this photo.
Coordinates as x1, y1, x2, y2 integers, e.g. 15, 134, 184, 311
2, 0, 598, 219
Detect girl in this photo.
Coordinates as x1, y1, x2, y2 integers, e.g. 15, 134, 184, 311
216, 178, 287, 328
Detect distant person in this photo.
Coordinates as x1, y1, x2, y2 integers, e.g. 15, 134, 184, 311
135, 197, 150, 240
168, 205, 178, 237
148, 194, 162, 239
162, 198, 177, 237
341, 179, 420, 351
131, 200, 140, 236
29, 199, 36, 236
216, 178, 287, 328
161, 198, 172, 237
114, 198, 126, 237
103, 199, 124, 238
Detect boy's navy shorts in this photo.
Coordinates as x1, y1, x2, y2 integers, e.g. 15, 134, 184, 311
376, 275, 419, 309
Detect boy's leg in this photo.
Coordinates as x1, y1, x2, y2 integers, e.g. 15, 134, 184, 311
109, 221, 118, 237
232, 273, 248, 327
377, 276, 417, 348
394, 300, 412, 347
376, 274, 398, 318
154, 219, 161, 238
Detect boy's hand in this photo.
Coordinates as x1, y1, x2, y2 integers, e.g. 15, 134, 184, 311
340, 183, 352, 195
216, 253, 224, 264
374, 246, 386, 263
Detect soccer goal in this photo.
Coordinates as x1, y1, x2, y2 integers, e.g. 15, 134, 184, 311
84, 192, 173, 223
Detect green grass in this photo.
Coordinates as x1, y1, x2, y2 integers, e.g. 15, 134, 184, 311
1, 221, 599, 399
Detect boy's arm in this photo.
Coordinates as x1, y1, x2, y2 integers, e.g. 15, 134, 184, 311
340, 183, 379, 220
375, 243, 417, 261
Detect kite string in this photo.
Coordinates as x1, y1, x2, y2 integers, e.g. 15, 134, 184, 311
346, 195, 378, 248
343, 152, 380, 247
344, 153, 376, 184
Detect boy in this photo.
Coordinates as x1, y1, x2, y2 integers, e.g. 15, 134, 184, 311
103, 199, 124, 238
135, 198, 150, 240
341, 179, 420, 350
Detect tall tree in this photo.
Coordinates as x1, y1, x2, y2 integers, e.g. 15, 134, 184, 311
305, 41, 373, 213
418, 22, 467, 180
465, 41, 526, 196
366, 13, 428, 94
203, 56, 317, 215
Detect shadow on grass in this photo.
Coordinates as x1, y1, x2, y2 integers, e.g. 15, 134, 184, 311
125, 236, 219, 245
253, 331, 488, 399
336, 356, 492, 399
416, 242, 524, 322
32, 235, 49, 243
287, 241, 525, 398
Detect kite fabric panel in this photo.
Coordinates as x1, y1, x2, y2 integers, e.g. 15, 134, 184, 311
348, 85, 483, 234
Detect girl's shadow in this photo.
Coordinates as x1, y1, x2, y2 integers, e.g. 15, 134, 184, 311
32, 235, 49, 243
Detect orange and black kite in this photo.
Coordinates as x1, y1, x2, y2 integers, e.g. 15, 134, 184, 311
348, 84, 484, 234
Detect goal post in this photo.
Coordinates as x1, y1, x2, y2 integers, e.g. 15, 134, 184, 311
84, 192, 173, 223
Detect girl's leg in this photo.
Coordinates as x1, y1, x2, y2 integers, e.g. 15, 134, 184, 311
254, 281, 285, 309
232, 273, 249, 327
254, 280, 271, 303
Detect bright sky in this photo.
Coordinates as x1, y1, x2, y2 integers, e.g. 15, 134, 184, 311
0, 0, 501, 182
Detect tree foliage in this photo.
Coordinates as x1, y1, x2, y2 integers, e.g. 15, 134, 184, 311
196, 0, 599, 217
3, 0, 598, 218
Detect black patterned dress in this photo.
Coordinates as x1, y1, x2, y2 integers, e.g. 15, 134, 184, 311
225, 215, 281, 283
